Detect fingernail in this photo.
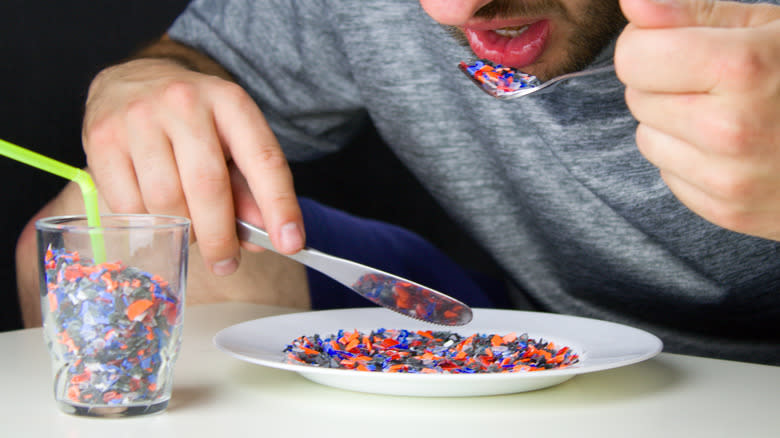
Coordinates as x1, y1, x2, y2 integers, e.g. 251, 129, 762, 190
212, 257, 239, 276
280, 222, 304, 253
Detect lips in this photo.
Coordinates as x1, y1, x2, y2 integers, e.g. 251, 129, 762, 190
462, 20, 550, 69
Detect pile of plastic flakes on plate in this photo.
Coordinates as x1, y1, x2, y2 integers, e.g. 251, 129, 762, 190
284, 328, 578, 373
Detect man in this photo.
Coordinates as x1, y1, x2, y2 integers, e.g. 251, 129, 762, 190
16, 0, 780, 364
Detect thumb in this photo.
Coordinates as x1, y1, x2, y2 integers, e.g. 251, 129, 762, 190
620, 0, 778, 29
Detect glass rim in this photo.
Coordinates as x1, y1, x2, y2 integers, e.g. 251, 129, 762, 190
35, 213, 191, 232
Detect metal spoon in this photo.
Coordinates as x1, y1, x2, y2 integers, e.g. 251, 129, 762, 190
459, 59, 615, 99
236, 219, 473, 326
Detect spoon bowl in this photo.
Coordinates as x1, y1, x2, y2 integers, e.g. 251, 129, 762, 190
459, 60, 615, 99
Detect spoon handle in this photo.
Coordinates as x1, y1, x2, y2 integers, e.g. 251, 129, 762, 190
532, 65, 616, 94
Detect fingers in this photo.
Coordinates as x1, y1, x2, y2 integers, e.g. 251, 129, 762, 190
624, 88, 764, 157
616, 0, 780, 94
636, 123, 769, 202
636, 123, 780, 239
228, 163, 267, 253
159, 82, 242, 273
229, 162, 264, 226
658, 170, 777, 239
619, 0, 779, 29
616, 0, 780, 240
212, 83, 305, 254
616, 24, 777, 94
125, 100, 187, 218
84, 115, 145, 215
616, 26, 721, 94
82, 59, 304, 277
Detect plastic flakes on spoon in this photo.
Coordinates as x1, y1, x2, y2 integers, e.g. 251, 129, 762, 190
459, 60, 541, 97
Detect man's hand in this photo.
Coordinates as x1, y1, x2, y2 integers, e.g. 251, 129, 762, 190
14, 172, 309, 328
615, 0, 780, 240
82, 42, 305, 276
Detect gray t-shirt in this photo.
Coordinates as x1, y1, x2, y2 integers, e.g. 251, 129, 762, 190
169, 0, 780, 364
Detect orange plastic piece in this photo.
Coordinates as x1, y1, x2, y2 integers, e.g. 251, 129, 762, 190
47, 291, 58, 312
301, 346, 320, 355
126, 299, 154, 321
345, 338, 360, 351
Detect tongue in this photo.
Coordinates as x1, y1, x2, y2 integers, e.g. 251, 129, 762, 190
464, 20, 550, 68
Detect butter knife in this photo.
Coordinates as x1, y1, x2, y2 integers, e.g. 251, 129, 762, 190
236, 219, 473, 326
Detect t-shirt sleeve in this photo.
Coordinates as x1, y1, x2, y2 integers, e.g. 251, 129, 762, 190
167, 0, 367, 161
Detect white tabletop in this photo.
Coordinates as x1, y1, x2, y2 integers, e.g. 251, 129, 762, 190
2, 302, 778, 437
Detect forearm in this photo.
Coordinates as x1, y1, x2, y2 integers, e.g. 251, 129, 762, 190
15, 181, 86, 327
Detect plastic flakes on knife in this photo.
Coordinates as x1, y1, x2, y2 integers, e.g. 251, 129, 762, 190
351, 274, 470, 326
284, 329, 579, 373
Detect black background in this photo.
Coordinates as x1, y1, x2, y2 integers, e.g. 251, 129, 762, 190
0, 1, 499, 331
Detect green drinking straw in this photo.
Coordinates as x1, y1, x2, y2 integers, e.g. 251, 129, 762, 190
0, 137, 106, 263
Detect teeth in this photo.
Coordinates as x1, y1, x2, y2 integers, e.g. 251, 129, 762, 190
494, 25, 529, 38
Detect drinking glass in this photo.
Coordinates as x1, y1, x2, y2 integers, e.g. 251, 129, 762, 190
36, 214, 190, 417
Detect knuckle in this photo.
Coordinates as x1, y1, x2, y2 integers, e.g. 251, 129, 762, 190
195, 229, 236, 254
268, 190, 298, 207
623, 87, 639, 114
125, 98, 155, 122
83, 115, 120, 149
702, 111, 755, 156
707, 205, 751, 234
613, 31, 637, 75
251, 146, 289, 171
633, 124, 659, 163
218, 81, 258, 114
161, 80, 200, 108
217, 80, 250, 102
143, 179, 182, 210
722, 49, 765, 85
707, 172, 754, 201
189, 162, 230, 195
634, 123, 650, 147
108, 197, 144, 215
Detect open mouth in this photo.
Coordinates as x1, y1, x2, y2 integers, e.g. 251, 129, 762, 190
462, 20, 550, 68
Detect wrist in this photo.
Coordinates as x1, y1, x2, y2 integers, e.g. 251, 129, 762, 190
133, 35, 233, 80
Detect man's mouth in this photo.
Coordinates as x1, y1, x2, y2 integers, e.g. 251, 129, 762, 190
462, 20, 550, 69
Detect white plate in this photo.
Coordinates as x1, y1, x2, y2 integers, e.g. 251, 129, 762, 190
213, 308, 663, 397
